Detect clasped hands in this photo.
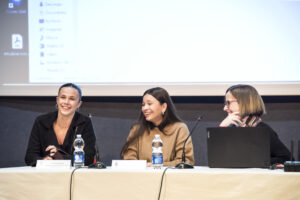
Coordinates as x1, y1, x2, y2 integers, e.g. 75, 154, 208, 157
43, 145, 58, 160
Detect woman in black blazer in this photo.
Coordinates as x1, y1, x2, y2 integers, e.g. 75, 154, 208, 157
25, 83, 96, 166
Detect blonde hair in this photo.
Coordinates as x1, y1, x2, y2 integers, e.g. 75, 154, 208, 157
226, 84, 266, 118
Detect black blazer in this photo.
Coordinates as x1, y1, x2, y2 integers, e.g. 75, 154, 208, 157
25, 111, 96, 166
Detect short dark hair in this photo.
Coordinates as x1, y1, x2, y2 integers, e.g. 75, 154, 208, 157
58, 83, 82, 101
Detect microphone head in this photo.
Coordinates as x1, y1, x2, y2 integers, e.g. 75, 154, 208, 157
197, 116, 203, 121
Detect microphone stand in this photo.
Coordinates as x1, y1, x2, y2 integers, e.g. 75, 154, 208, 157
88, 113, 106, 169
175, 116, 203, 169
88, 144, 106, 169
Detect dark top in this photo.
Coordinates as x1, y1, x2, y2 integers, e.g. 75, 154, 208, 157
25, 111, 96, 166
257, 122, 291, 164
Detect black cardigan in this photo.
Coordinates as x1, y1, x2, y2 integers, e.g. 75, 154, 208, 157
25, 111, 96, 166
257, 122, 291, 164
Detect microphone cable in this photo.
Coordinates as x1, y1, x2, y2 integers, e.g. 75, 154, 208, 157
69, 167, 86, 200
157, 167, 174, 200
69, 166, 174, 200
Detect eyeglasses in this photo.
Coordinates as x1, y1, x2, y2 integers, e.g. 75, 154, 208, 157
224, 100, 238, 106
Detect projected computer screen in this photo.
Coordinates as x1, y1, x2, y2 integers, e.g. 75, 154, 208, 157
1, 0, 300, 96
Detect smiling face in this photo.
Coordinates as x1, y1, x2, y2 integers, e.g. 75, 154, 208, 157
142, 94, 167, 126
56, 87, 82, 117
224, 91, 240, 115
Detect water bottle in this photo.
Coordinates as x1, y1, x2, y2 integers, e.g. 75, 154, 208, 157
152, 134, 163, 169
73, 134, 85, 168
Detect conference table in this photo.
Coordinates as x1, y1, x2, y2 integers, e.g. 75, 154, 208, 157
0, 166, 299, 200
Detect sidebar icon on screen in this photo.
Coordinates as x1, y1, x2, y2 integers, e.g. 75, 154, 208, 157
12, 34, 23, 49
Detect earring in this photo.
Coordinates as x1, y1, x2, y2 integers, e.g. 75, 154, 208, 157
162, 111, 164, 116
55, 104, 58, 110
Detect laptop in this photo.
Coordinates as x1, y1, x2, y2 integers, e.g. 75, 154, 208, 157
207, 127, 270, 168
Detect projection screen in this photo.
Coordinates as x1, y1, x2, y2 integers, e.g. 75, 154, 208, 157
1, 0, 300, 96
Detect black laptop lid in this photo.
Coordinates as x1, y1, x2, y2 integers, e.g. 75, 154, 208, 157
207, 127, 270, 168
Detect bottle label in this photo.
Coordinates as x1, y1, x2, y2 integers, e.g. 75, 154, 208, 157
74, 154, 85, 164
152, 154, 163, 165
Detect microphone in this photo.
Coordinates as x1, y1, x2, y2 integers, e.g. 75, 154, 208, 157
297, 140, 300, 161
175, 116, 203, 169
87, 113, 106, 169
291, 140, 294, 161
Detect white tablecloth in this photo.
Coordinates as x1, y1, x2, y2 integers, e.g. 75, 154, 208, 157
0, 166, 299, 200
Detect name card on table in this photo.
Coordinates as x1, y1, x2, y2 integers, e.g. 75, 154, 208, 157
36, 160, 71, 169
111, 160, 147, 170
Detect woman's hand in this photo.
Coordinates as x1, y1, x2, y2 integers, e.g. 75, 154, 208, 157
147, 162, 153, 167
43, 156, 53, 160
45, 145, 58, 157
219, 111, 242, 127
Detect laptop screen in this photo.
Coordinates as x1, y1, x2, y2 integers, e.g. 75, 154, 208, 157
207, 127, 271, 168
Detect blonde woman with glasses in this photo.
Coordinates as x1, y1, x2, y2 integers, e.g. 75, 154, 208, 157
219, 84, 291, 164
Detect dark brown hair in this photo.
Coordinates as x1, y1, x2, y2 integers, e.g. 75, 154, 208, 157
121, 87, 181, 158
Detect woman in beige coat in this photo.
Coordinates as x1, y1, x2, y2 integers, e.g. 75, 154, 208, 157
121, 87, 194, 167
